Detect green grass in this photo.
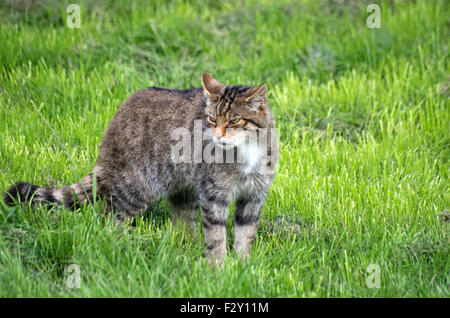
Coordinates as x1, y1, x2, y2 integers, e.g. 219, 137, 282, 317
0, 0, 448, 297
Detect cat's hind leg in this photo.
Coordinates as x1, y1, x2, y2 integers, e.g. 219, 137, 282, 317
168, 187, 199, 231
170, 201, 199, 231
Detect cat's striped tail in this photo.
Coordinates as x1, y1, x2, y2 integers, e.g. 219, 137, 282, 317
3, 170, 99, 209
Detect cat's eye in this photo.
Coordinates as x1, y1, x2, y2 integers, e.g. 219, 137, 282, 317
227, 118, 242, 127
207, 115, 216, 124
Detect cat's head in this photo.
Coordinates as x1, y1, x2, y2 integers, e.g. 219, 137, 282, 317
201, 72, 268, 149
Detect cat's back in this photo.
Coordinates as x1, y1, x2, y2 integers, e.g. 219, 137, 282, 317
120, 86, 203, 113
99, 86, 204, 159
107, 86, 204, 130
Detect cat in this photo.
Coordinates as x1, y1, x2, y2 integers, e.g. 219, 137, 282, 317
3, 73, 279, 265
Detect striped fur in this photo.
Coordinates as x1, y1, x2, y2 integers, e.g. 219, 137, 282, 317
4, 170, 98, 209
4, 73, 278, 266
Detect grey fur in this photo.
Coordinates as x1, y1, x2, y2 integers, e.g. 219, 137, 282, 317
4, 73, 279, 266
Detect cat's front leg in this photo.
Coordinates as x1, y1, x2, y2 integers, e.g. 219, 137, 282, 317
234, 196, 264, 259
200, 198, 229, 266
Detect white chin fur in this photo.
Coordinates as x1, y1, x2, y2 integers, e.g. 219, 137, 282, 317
242, 141, 260, 173
212, 137, 239, 150
212, 137, 260, 173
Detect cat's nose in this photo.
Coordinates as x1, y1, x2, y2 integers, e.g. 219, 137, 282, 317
214, 127, 226, 138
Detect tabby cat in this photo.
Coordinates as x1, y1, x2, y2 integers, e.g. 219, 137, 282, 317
4, 73, 279, 265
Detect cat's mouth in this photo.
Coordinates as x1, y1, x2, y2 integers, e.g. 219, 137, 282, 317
212, 136, 240, 150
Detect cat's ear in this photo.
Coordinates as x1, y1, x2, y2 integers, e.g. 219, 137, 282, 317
243, 83, 267, 112
201, 73, 225, 101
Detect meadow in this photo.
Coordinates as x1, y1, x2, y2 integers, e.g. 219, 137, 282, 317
0, 0, 448, 297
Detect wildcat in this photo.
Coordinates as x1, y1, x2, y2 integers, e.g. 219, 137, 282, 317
4, 73, 279, 265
